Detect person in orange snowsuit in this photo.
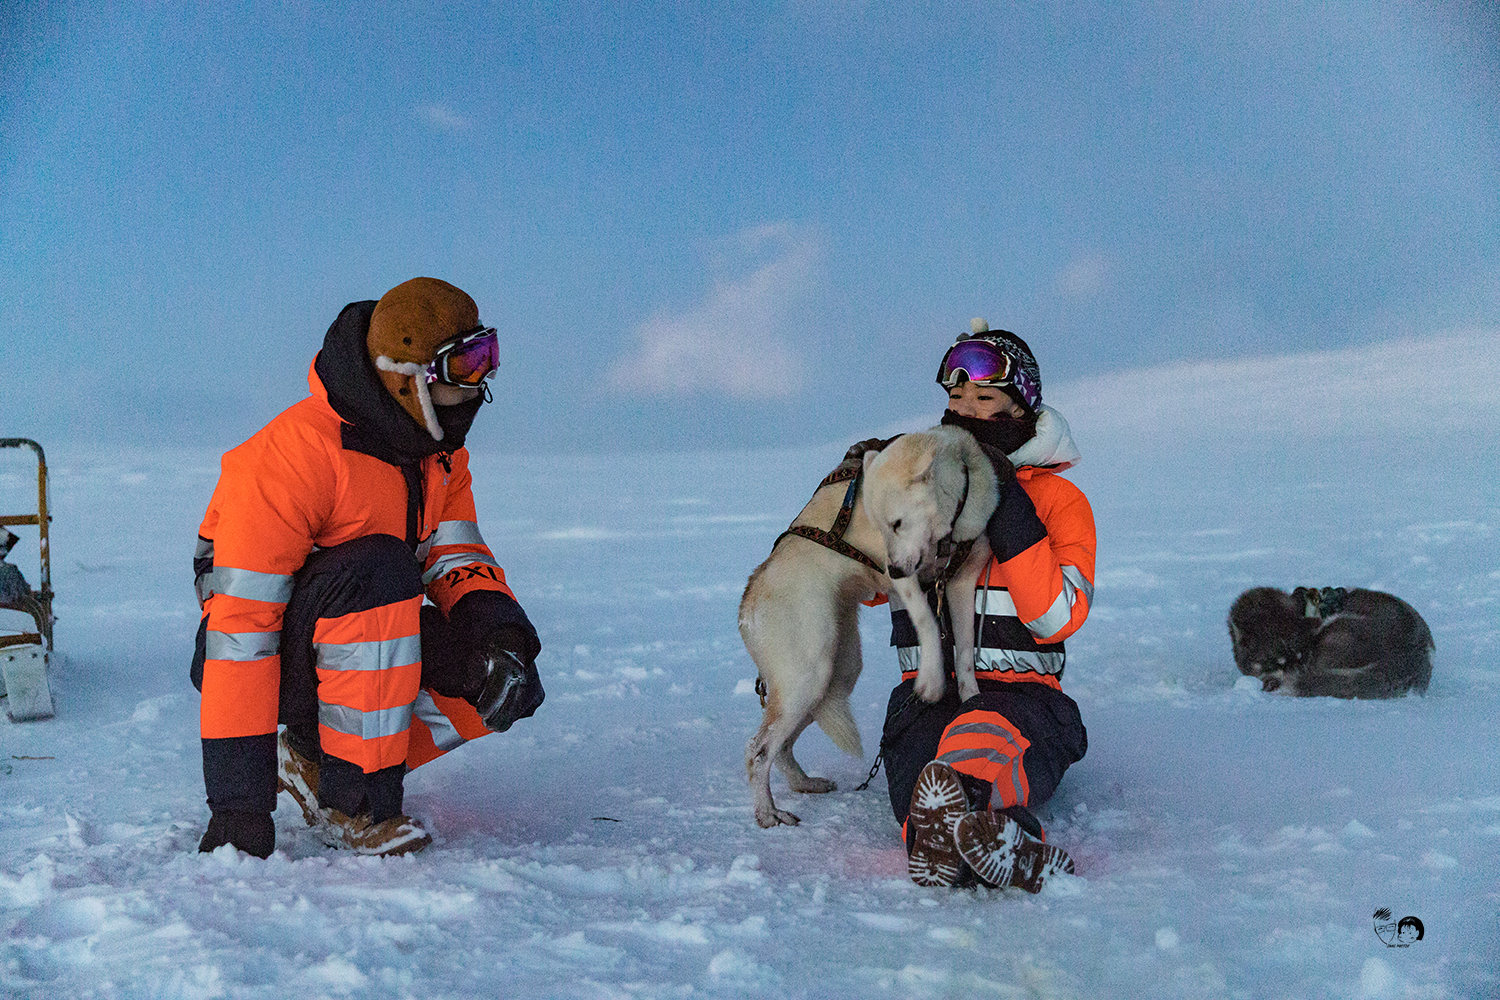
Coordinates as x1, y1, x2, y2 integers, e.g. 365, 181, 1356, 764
191, 277, 542, 858
870, 321, 1095, 891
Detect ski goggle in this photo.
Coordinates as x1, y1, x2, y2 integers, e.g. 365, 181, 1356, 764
935, 337, 1040, 410
936, 338, 1017, 389
425, 326, 499, 386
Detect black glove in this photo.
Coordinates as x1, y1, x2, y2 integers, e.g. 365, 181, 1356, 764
842, 436, 902, 468
198, 809, 274, 858
426, 591, 542, 700
467, 636, 544, 733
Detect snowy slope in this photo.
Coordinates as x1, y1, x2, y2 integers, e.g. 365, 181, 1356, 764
1, 332, 1497, 999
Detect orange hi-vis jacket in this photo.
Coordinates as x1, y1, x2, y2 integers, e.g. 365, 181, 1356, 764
885, 406, 1096, 690
195, 302, 520, 789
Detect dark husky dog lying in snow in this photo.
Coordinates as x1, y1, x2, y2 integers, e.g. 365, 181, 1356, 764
1227, 586, 1433, 698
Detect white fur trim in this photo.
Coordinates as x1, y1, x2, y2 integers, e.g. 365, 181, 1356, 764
375, 355, 444, 441
970, 317, 989, 334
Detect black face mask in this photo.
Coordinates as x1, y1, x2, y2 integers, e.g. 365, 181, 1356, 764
434, 393, 484, 450
940, 408, 1038, 456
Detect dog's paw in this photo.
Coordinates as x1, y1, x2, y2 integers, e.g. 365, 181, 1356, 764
956, 677, 980, 702
755, 806, 801, 828
914, 672, 946, 703
786, 775, 837, 794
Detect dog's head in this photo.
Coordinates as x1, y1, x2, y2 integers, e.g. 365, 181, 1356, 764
1227, 587, 1316, 687
862, 428, 996, 580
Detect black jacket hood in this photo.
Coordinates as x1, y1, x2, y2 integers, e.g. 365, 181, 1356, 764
314, 300, 482, 466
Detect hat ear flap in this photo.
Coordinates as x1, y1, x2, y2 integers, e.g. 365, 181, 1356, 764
375, 356, 444, 441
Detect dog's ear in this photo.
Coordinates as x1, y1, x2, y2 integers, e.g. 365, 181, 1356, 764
862, 447, 880, 476
908, 444, 935, 484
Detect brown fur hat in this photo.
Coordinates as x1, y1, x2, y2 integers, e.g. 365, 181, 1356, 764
367, 277, 480, 438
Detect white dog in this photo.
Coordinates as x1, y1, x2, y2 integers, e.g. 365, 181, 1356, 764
739, 427, 999, 828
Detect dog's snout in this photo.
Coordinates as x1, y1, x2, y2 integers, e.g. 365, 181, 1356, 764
887, 565, 908, 580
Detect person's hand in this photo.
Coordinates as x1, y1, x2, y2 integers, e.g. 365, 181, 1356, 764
842, 437, 897, 464
198, 810, 274, 858
468, 632, 544, 733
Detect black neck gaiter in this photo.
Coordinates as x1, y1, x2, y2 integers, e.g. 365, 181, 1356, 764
940, 408, 1038, 456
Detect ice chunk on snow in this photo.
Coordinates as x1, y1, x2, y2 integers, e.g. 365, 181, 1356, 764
855, 912, 916, 932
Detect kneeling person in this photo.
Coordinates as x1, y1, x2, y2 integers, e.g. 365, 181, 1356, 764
192, 277, 543, 858
874, 322, 1094, 891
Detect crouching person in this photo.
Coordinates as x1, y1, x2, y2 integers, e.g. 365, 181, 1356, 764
191, 277, 543, 858
873, 322, 1094, 892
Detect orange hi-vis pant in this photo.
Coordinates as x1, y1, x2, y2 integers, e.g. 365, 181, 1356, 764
198, 534, 492, 820
883, 676, 1087, 843
279, 534, 490, 772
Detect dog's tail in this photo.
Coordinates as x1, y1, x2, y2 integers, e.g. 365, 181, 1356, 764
815, 694, 864, 759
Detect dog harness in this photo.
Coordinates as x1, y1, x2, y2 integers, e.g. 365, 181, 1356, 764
771, 464, 886, 573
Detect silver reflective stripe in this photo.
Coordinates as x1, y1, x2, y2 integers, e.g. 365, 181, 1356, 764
412, 689, 467, 752
214, 566, 295, 604
432, 520, 486, 547
1061, 563, 1094, 607
195, 571, 216, 607
319, 701, 415, 741
944, 719, 1025, 744
205, 629, 281, 661
1025, 588, 1073, 639
937, 719, 1028, 790
901, 644, 1065, 676
975, 586, 1017, 617
421, 550, 500, 586
936, 742, 1026, 792
194, 538, 217, 606
314, 633, 421, 673
415, 535, 434, 565
975, 647, 1065, 676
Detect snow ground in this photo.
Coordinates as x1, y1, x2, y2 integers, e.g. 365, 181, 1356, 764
1, 331, 1497, 999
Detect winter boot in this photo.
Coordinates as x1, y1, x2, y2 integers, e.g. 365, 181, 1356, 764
906, 761, 971, 887
955, 809, 1075, 893
277, 729, 322, 828
318, 808, 433, 857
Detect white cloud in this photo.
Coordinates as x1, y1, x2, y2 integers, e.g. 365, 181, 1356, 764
608, 224, 816, 400
415, 104, 472, 133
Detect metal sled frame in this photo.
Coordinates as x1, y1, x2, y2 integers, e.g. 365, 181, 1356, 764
0, 438, 53, 650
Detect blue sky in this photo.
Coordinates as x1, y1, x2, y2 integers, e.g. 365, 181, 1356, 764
3, 2, 1497, 453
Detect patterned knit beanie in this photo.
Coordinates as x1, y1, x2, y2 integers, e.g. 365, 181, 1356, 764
960, 318, 1042, 414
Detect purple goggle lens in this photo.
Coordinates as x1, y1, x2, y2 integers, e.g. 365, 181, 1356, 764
425, 326, 499, 386
936, 339, 1016, 388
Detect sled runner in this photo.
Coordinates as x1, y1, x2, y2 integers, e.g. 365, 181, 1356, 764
0, 438, 56, 721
